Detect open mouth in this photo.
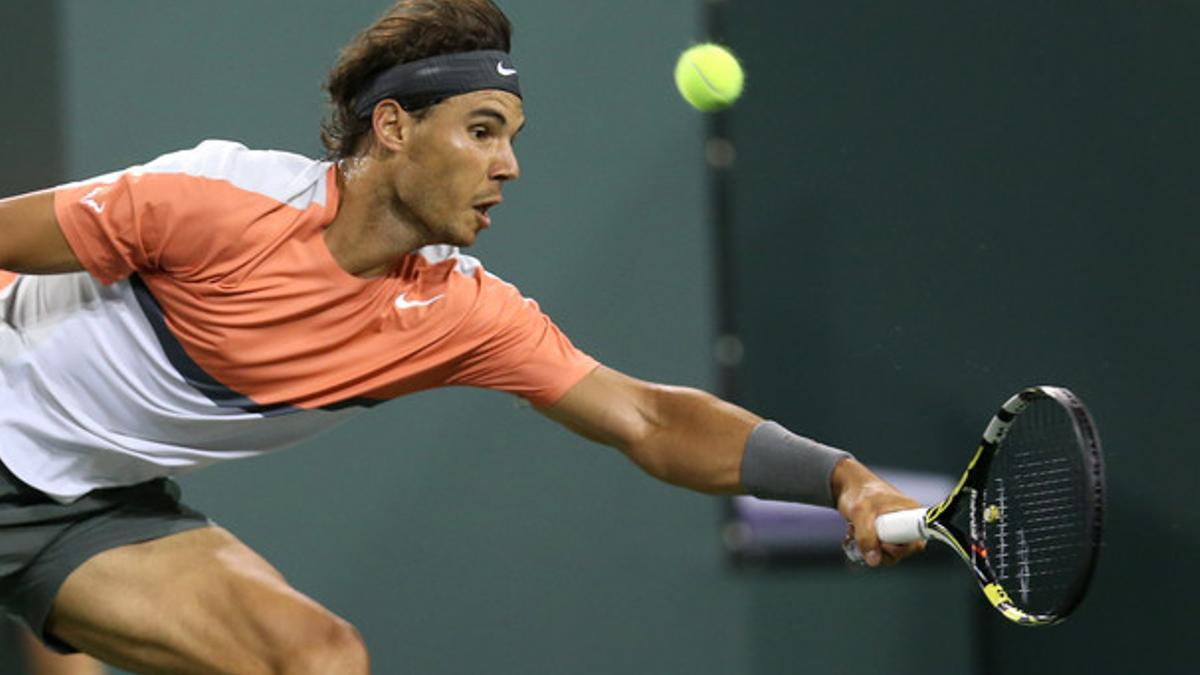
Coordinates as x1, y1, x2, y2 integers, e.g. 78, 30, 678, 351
473, 199, 501, 227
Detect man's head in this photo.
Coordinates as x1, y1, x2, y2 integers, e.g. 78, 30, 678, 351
321, 0, 514, 160
368, 88, 523, 248
321, 1, 524, 251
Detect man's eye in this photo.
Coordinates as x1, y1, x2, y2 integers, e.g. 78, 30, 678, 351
471, 126, 490, 139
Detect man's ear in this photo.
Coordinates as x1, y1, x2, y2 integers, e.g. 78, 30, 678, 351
370, 99, 410, 153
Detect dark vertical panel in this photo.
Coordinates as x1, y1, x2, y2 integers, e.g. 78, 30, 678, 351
726, 2, 1198, 674
704, 1, 742, 402
0, 2, 63, 193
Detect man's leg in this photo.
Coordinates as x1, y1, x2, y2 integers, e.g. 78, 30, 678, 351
46, 526, 368, 675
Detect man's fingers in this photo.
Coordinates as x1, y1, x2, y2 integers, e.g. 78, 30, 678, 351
880, 541, 923, 565
853, 519, 882, 567
834, 465, 927, 569
854, 515, 927, 567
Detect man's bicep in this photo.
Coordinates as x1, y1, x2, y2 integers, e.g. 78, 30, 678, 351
0, 190, 84, 274
538, 365, 657, 451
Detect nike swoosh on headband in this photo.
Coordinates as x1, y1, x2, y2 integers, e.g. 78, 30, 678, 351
354, 50, 522, 117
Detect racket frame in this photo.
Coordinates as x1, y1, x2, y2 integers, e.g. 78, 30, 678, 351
921, 385, 1104, 626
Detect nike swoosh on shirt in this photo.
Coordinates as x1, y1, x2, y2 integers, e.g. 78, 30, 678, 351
496, 62, 517, 76
394, 292, 445, 310
81, 186, 107, 214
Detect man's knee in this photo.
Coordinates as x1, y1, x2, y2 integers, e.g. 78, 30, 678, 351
273, 613, 369, 675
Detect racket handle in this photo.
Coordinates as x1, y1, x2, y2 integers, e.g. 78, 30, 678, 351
874, 507, 930, 544
841, 507, 930, 564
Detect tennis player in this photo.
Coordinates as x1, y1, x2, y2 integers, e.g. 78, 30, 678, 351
0, 1, 922, 672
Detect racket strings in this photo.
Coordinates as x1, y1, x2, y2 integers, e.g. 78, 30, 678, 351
984, 397, 1090, 614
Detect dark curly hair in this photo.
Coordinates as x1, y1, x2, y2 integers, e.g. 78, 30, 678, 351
321, 0, 513, 159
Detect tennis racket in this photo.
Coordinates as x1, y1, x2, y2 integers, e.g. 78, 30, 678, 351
845, 385, 1105, 626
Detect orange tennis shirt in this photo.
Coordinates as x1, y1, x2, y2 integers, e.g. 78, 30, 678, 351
0, 140, 597, 501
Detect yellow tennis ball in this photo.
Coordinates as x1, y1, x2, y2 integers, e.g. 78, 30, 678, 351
674, 43, 744, 111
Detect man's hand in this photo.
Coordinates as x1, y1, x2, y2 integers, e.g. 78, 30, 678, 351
831, 458, 926, 567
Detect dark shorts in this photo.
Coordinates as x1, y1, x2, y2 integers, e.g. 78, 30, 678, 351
0, 458, 211, 653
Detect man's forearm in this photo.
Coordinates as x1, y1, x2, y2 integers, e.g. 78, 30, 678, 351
629, 385, 922, 565
542, 366, 923, 566
620, 384, 759, 494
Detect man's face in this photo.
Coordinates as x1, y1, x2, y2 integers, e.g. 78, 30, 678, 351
389, 90, 523, 248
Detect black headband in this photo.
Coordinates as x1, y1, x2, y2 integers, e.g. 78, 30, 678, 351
353, 49, 522, 118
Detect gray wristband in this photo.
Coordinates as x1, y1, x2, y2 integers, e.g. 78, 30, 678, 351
739, 420, 853, 507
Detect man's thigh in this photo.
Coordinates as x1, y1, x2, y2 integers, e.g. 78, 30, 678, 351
21, 627, 107, 675
49, 526, 364, 675
1, 463, 209, 653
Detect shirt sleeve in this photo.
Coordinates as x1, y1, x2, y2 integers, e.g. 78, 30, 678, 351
54, 170, 151, 283
54, 171, 231, 285
52, 142, 280, 285
446, 272, 599, 407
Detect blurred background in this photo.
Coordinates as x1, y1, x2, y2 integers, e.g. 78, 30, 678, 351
1, 1, 1195, 673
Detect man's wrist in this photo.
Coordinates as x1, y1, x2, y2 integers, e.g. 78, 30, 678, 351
739, 420, 853, 507
828, 455, 867, 510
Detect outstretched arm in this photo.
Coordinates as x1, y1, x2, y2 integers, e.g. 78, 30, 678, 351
0, 190, 83, 274
540, 365, 923, 566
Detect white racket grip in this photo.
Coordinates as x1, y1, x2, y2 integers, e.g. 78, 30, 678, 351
874, 507, 930, 544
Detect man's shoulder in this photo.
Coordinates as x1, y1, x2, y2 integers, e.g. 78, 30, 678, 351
149, 139, 321, 178
415, 245, 484, 277
412, 245, 534, 307
138, 140, 333, 209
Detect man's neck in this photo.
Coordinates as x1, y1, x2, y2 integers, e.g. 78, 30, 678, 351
323, 156, 426, 278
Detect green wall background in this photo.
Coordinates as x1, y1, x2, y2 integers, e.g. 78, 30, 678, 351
723, 2, 1197, 674
0, 2, 62, 194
